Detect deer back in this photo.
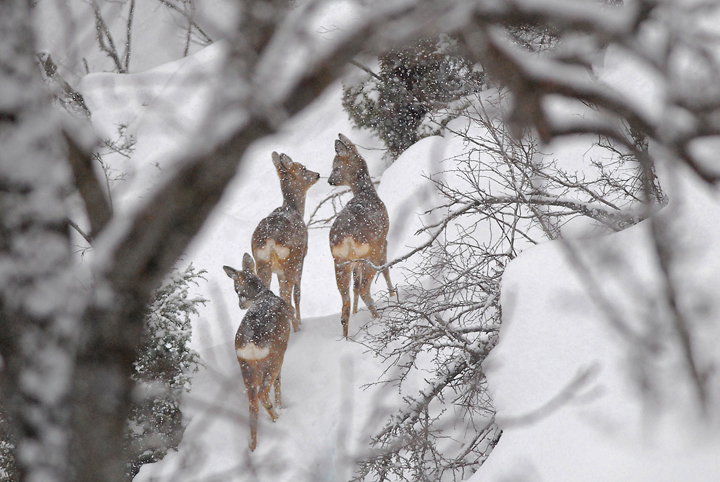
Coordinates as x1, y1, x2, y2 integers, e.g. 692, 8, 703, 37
235, 294, 291, 361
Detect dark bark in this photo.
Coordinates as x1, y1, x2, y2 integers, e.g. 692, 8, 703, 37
0, 1, 77, 482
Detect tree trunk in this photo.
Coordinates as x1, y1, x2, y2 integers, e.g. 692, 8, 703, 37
0, 1, 78, 481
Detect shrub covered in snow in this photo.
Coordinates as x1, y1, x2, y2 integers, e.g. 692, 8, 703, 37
342, 35, 484, 160
125, 264, 205, 478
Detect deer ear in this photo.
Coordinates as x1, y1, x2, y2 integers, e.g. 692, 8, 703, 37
335, 139, 350, 157
338, 133, 353, 146
223, 265, 239, 279
280, 153, 293, 169
271, 151, 282, 169
242, 253, 255, 273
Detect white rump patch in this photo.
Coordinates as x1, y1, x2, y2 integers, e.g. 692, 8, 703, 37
332, 237, 371, 260
237, 342, 270, 360
256, 239, 290, 262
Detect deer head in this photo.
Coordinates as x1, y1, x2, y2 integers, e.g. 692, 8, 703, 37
223, 253, 266, 310
328, 134, 371, 188
271, 151, 320, 215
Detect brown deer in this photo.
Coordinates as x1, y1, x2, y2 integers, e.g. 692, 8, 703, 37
223, 253, 294, 452
328, 133, 395, 338
251, 152, 320, 331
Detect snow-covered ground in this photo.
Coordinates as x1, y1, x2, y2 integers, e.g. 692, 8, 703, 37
80, 42, 420, 481
477, 197, 720, 481
78, 22, 720, 482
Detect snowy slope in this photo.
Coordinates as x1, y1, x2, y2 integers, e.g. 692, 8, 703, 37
475, 169, 720, 482
79, 39, 443, 480
135, 312, 399, 482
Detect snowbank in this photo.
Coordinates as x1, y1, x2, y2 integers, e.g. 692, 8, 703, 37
476, 166, 720, 481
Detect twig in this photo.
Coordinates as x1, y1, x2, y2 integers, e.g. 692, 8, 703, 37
156, 0, 213, 46
68, 219, 92, 245
123, 0, 135, 72
495, 363, 601, 428
649, 216, 708, 413
92, 0, 126, 72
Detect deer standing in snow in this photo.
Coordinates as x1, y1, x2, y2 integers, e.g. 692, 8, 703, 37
223, 253, 294, 452
328, 133, 395, 338
251, 152, 320, 331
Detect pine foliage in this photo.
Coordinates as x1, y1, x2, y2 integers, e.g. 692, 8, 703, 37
125, 264, 206, 478
0, 413, 17, 482
342, 36, 484, 159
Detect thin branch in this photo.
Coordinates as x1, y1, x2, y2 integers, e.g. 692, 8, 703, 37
649, 216, 708, 413
495, 363, 601, 428
156, 0, 213, 47
123, 0, 135, 71
68, 219, 93, 245
307, 187, 349, 228
92, 0, 125, 73
350, 59, 382, 81
64, 132, 112, 239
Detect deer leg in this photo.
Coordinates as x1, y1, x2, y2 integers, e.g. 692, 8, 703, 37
247, 386, 259, 451
277, 273, 292, 303
381, 241, 396, 297
358, 266, 379, 318
278, 275, 300, 332
273, 371, 282, 408
292, 265, 302, 325
258, 380, 279, 422
381, 268, 395, 297
271, 349, 286, 409
334, 259, 352, 338
292, 282, 302, 325
352, 265, 360, 315
240, 361, 259, 451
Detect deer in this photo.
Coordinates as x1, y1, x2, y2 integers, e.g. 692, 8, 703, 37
251, 152, 320, 332
328, 133, 395, 338
223, 253, 294, 452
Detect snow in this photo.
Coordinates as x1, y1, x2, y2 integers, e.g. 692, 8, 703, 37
75, 11, 720, 482
378, 135, 458, 260
476, 171, 720, 481
34, 0, 229, 76
79, 42, 228, 212
135, 311, 405, 482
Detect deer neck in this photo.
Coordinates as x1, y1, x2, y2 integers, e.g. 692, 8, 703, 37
247, 276, 270, 300
281, 187, 306, 217
350, 170, 376, 197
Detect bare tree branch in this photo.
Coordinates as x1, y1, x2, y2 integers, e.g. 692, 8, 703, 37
64, 132, 112, 239
123, 0, 135, 72
155, 0, 213, 49
92, 0, 126, 73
